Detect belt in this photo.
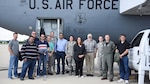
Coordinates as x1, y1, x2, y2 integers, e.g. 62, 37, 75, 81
57, 51, 65, 53
27, 58, 36, 60
87, 51, 94, 53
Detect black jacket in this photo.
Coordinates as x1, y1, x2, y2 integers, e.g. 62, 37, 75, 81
74, 44, 86, 61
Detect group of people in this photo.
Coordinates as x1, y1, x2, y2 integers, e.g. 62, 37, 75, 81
7, 31, 130, 84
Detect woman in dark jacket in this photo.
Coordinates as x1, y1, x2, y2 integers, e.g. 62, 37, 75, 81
74, 37, 86, 78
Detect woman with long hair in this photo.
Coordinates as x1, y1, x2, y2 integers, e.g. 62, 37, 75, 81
74, 37, 86, 78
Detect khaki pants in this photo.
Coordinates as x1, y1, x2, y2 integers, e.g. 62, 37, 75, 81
85, 52, 95, 74
48, 55, 55, 73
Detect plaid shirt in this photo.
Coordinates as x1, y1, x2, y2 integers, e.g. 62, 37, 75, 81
83, 39, 97, 53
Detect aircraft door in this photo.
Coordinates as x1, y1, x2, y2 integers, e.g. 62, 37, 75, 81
36, 18, 63, 38
128, 33, 144, 70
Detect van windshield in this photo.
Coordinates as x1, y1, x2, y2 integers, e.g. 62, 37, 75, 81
131, 33, 144, 47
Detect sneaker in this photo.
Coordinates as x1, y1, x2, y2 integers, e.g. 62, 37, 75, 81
117, 79, 124, 83
80, 76, 84, 78
76, 76, 79, 78
36, 76, 40, 79
125, 80, 129, 84
44, 75, 47, 78
43, 75, 47, 81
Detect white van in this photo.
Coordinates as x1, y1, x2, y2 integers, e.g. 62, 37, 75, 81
128, 29, 150, 84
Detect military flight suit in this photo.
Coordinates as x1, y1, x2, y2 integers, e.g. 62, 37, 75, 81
102, 41, 116, 80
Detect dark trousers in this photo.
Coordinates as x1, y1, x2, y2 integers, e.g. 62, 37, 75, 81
119, 56, 130, 80
56, 52, 65, 73
20, 59, 36, 79
75, 59, 84, 76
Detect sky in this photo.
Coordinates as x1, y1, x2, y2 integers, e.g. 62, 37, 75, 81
0, 27, 29, 41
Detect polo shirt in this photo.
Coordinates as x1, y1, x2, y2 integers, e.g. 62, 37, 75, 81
117, 41, 130, 56
37, 40, 49, 54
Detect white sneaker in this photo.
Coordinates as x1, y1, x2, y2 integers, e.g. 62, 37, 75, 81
44, 75, 47, 78
36, 76, 40, 79
117, 79, 124, 83
43, 75, 47, 81
80, 76, 84, 78
125, 80, 129, 84
76, 76, 79, 78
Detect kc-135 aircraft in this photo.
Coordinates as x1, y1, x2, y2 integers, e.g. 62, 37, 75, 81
0, 0, 150, 42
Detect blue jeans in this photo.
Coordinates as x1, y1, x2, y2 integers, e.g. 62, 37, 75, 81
37, 54, 47, 76
56, 52, 65, 73
20, 59, 36, 79
119, 56, 130, 80
8, 55, 18, 78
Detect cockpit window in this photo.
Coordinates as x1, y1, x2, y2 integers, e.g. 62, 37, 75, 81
131, 33, 144, 47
